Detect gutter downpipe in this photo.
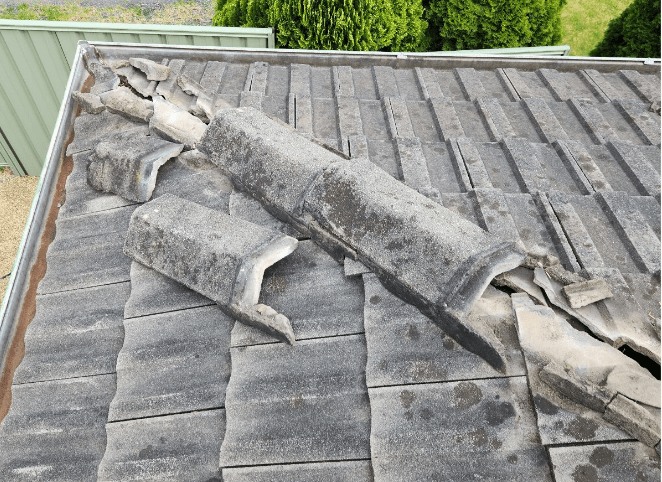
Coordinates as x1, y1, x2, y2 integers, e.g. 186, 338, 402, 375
0, 42, 88, 377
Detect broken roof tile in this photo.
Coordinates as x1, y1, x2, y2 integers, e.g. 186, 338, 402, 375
129, 57, 170, 81
230, 240, 364, 347
98, 86, 153, 123
149, 96, 206, 149
87, 129, 183, 202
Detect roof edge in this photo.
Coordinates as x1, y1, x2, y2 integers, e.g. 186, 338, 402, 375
0, 42, 88, 377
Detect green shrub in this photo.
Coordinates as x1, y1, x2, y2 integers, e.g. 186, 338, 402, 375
590, 0, 661, 58
213, 0, 427, 52
424, 0, 566, 51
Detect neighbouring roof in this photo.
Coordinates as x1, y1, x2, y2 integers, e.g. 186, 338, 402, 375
0, 43, 660, 481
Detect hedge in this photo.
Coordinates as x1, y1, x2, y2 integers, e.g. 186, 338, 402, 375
590, 0, 661, 58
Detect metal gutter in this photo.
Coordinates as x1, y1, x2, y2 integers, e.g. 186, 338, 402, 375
92, 42, 661, 74
0, 42, 88, 376
431, 45, 572, 56
1, 40, 660, 377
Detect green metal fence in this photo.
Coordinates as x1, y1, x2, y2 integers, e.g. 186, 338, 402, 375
0, 20, 274, 175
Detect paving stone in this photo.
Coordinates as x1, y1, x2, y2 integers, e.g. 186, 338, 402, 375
369, 377, 553, 482
604, 395, 661, 447
150, 96, 207, 149
129, 57, 170, 81
99, 87, 154, 123
108, 305, 232, 421
66, 110, 149, 156
219, 335, 371, 467
38, 205, 136, 294
87, 128, 182, 202
73, 91, 105, 114
98, 410, 224, 481
363, 274, 525, 388
223, 460, 373, 482
562, 278, 613, 308
13, 282, 130, 384
231, 240, 364, 347
549, 442, 660, 482
0, 375, 116, 482
124, 194, 299, 343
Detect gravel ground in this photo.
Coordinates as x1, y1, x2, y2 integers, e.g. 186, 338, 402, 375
0, 170, 39, 304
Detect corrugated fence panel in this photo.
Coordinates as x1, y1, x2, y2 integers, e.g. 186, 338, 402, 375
0, 20, 275, 174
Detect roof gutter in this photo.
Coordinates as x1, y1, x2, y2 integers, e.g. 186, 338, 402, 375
1, 40, 660, 377
0, 42, 88, 375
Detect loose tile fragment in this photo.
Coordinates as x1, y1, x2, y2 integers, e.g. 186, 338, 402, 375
544, 262, 587, 285
129, 57, 170, 81
98, 86, 154, 123
534, 267, 661, 365
513, 293, 661, 428
562, 278, 613, 308
124, 194, 299, 344
493, 266, 547, 306
199, 107, 526, 371
150, 96, 206, 149
87, 129, 183, 202
604, 394, 661, 447
539, 362, 615, 413
82, 42, 119, 95
72, 91, 105, 114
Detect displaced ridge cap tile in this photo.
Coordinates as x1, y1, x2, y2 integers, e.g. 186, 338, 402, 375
604, 394, 661, 447
198, 107, 526, 372
124, 193, 298, 344
87, 129, 183, 202
150, 96, 206, 150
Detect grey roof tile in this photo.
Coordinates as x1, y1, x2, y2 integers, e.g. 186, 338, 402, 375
363, 274, 525, 388
13, 282, 130, 384
3, 48, 660, 481
0, 375, 115, 481
123, 261, 213, 319
37, 204, 136, 295
220, 335, 371, 467
108, 305, 232, 421
223, 460, 373, 481
231, 240, 364, 347
548, 442, 660, 482
98, 409, 225, 482
369, 377, 553, 481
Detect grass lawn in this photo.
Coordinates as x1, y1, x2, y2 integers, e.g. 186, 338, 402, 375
560, 0, 635, 56
0, 1, 214, 26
